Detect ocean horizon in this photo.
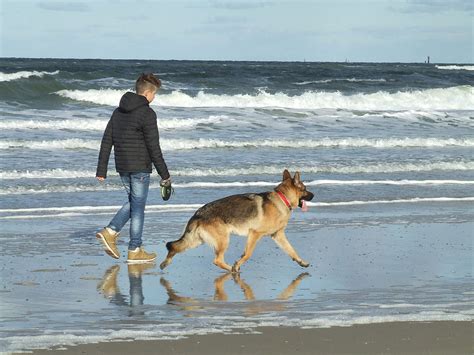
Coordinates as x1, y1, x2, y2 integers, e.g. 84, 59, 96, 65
1, 56, 473, 65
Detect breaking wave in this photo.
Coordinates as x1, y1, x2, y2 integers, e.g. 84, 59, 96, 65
0, 139, 98, 150
435, 65, 474, 71
1, 180, 473, 195
294, 78, 387, 85
0, 119, 108, 131
0, 116, 224, 131
0, 70, 59, 82
1, 137, 472, 151
55, 85, 474, 110
311, 197, 474, 207
1, 198, 473, 218
173, 161, 474, 176
1, 161, 472, 180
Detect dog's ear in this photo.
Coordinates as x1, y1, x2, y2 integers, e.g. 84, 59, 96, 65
293, 171, 301, 183
282, 169, 291, 181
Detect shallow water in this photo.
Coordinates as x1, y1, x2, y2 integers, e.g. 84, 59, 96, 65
0, 207, 472, 352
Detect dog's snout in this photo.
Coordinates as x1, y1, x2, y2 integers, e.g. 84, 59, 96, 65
305, 191, 314, 201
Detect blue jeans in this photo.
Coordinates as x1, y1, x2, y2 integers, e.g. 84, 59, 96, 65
108, 172, 150, 250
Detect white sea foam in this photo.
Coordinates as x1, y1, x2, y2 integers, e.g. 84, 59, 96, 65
368, 301, 471, 309
309, 197, 474, 207
3, 311, 471, 353
55, 88, 127, 106
0, 119, 108, 131
0, 70, 59, 82
159, 115, 225, 129
178, 179, 474, 187
173, 161, 474, 176
0, 139, 98, 150
0, 168, 93, 179
435, 65, 474, 71
0, 116, 224, 131
0, 204, 203, 217
0, 185, 109, 195
0, 204, 202, 213
308, 179, 474, 186
1, 161, 471, 180
294, 78, 387, 85
55, 85, 474, 110
163, 137, 474, 150
1, 197, 472, 218
1, 179, 473, 195
3, 312, 472, 353
1, 137, 472, 151
295, 312, 473, 328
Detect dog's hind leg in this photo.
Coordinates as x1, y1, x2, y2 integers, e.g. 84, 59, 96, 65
207, 227, 232, 272
213, 273, 232, 301
214, 248, 232, 272
271, 229, 309, 268
232, 230, 263, 273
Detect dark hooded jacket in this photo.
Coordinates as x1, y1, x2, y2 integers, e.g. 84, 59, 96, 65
96, 92, 169, 179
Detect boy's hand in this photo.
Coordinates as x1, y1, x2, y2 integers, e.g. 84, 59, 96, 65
97, 176, 105, 181
160, 178, 171, 187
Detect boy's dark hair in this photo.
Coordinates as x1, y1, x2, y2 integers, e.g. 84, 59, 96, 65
135, 73, 161, 94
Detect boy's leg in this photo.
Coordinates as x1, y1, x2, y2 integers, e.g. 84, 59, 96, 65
128, 172, 150, 250
97, 173, 131, 259
107, 173, 132, 232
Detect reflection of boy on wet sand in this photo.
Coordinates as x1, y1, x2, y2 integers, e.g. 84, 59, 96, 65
97, 264, 154, 312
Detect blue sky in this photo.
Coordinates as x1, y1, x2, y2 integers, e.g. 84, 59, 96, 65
1, 0, 472, 62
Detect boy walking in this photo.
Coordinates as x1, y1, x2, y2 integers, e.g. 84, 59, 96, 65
96, 73, 170, 263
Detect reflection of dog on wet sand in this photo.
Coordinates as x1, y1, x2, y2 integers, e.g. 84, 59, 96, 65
160, 272, 310, 313
160, 170, 314, 273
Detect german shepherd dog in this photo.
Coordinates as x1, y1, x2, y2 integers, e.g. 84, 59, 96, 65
160, 170, 314, 273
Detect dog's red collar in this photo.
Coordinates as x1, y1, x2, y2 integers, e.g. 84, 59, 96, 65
276, 190, 292, 210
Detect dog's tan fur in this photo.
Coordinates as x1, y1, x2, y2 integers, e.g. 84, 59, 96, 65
160, 170, 314, 273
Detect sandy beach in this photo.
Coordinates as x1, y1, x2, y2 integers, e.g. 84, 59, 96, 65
24, 322, 472, 355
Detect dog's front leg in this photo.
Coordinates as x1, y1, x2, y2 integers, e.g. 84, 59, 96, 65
271, 229, 310, 268
277, 272, 310, 300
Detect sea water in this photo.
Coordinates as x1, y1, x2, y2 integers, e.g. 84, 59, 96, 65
0, 59, 473, 352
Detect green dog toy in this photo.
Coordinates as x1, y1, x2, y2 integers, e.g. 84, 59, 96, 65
160, 179, 173, 201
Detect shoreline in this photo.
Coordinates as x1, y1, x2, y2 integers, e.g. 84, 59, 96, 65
22, 321, 472, 355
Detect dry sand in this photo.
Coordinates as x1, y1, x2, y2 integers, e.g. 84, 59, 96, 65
26, 321, 472, 355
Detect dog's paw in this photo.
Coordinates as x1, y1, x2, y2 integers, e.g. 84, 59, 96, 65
159, 260, 170, 270
231, 264, 240, 274
298, 260, 310, 268
296, 272, 310, 280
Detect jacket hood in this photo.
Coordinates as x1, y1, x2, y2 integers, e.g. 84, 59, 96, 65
119, 92, 149, 112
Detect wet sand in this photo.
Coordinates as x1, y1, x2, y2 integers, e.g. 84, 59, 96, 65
1, 211, 472, 353
26, 321, 472, 355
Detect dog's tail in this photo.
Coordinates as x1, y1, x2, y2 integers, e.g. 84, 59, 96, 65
165, 241, 174, 252
166, 218, 202, 254
160, 218, 204, 270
